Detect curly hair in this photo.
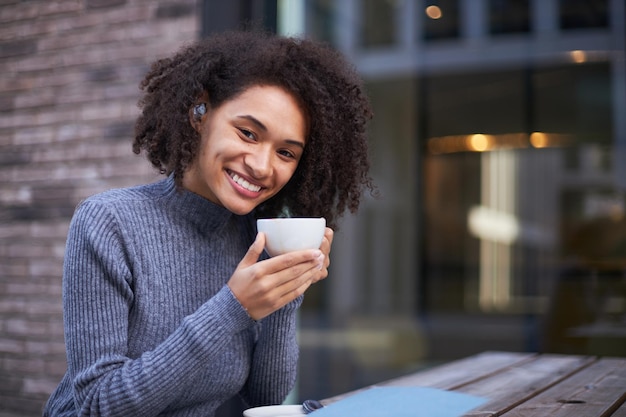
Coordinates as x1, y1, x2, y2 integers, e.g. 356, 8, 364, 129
133, 30, 374, 229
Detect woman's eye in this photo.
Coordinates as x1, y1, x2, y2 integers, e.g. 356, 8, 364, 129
239, 128, 256, 141
278, 149, 296, 159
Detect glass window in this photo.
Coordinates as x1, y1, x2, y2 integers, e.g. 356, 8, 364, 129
295, 0, 624, 407
422, 0, 460, 41
560, 0, 609, 29
489, 0, 531, 34
360, 0, 397, 48
299, 77, 422, 401
421, 62, 620, 357
423, 70, 529, 314
425, 70, 528, 138
533, 63, 613, 169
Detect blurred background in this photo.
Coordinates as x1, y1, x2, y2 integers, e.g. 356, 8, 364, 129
0, 0, 625, 416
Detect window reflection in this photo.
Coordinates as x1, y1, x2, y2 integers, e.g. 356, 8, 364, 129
360, 0, 397, 47
489, 0, 530, 34
559, 0, 609, 29
543, 188, 626, 355
422, 63, 613, 314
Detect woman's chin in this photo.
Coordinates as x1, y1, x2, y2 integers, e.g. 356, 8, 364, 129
223, 200, 260, 216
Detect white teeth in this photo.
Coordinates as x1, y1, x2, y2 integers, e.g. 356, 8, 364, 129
231, 173, 261, 192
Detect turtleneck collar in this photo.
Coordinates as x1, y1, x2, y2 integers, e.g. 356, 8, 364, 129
158, 175, 239, 232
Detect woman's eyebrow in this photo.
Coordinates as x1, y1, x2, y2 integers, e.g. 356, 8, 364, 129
285, 139, 305, 149
236, 115, 267, 131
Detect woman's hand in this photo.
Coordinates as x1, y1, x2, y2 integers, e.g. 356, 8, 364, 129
228, 232, 329, 320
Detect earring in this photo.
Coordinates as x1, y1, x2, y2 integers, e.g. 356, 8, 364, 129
193, 103, 207, 119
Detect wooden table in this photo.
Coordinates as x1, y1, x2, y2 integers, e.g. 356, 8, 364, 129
324, 351, 626, 416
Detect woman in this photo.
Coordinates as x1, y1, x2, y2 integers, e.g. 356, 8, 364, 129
44, 30, 373, 416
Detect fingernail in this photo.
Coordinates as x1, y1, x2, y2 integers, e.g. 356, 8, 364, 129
317, 254, 325, 270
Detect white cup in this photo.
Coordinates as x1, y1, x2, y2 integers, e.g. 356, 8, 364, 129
256, 217, 326, 257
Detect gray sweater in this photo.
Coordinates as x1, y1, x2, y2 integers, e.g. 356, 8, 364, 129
43, 176, 300, 416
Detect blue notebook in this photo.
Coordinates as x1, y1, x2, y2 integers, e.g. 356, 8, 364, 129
312, 386, 487, 417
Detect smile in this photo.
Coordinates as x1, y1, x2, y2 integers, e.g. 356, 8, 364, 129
229, 172, 262, 193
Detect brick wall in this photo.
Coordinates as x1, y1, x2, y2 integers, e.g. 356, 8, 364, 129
0, 1, 200, 415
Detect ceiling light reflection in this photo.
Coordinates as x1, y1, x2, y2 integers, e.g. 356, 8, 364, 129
530, 132, 548, 148
428, 132, 572, 155
468, 134, 491, 151
425, 5, 442, 19
570, 50, 586, 63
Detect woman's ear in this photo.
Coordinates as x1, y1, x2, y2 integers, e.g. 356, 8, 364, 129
189, 103, 207, 131
190, 103, 207, 131
189, 91, 210, 131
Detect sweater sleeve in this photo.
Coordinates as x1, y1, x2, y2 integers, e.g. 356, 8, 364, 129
63, 200, 256, 416
239, 295, 302, 407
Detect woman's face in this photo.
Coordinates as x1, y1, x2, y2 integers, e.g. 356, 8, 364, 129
183, 85, 307, 215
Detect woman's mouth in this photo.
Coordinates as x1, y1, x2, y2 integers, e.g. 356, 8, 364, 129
229, 172, 262, 193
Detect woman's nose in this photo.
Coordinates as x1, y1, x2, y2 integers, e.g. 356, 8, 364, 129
244, 148, 272, 178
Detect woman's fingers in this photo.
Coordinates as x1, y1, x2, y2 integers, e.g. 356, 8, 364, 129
272, 257, 323, 297
228, 228, 336, 320
323, 227, 334, 248
243, 262, 320, 320
228, 244, 324, 320
253, 251, 323, 299
312, 227, 334, 283
239, 232, 266, 268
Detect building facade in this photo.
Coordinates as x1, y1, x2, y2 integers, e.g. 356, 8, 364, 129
0, 1, 198, 414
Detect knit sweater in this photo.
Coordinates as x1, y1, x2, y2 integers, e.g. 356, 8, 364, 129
43, 176, 300, 417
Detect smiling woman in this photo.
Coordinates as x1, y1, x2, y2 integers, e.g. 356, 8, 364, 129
42, 30, 373, 417
183, 85, 308, 216
134, 30, 374, 229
